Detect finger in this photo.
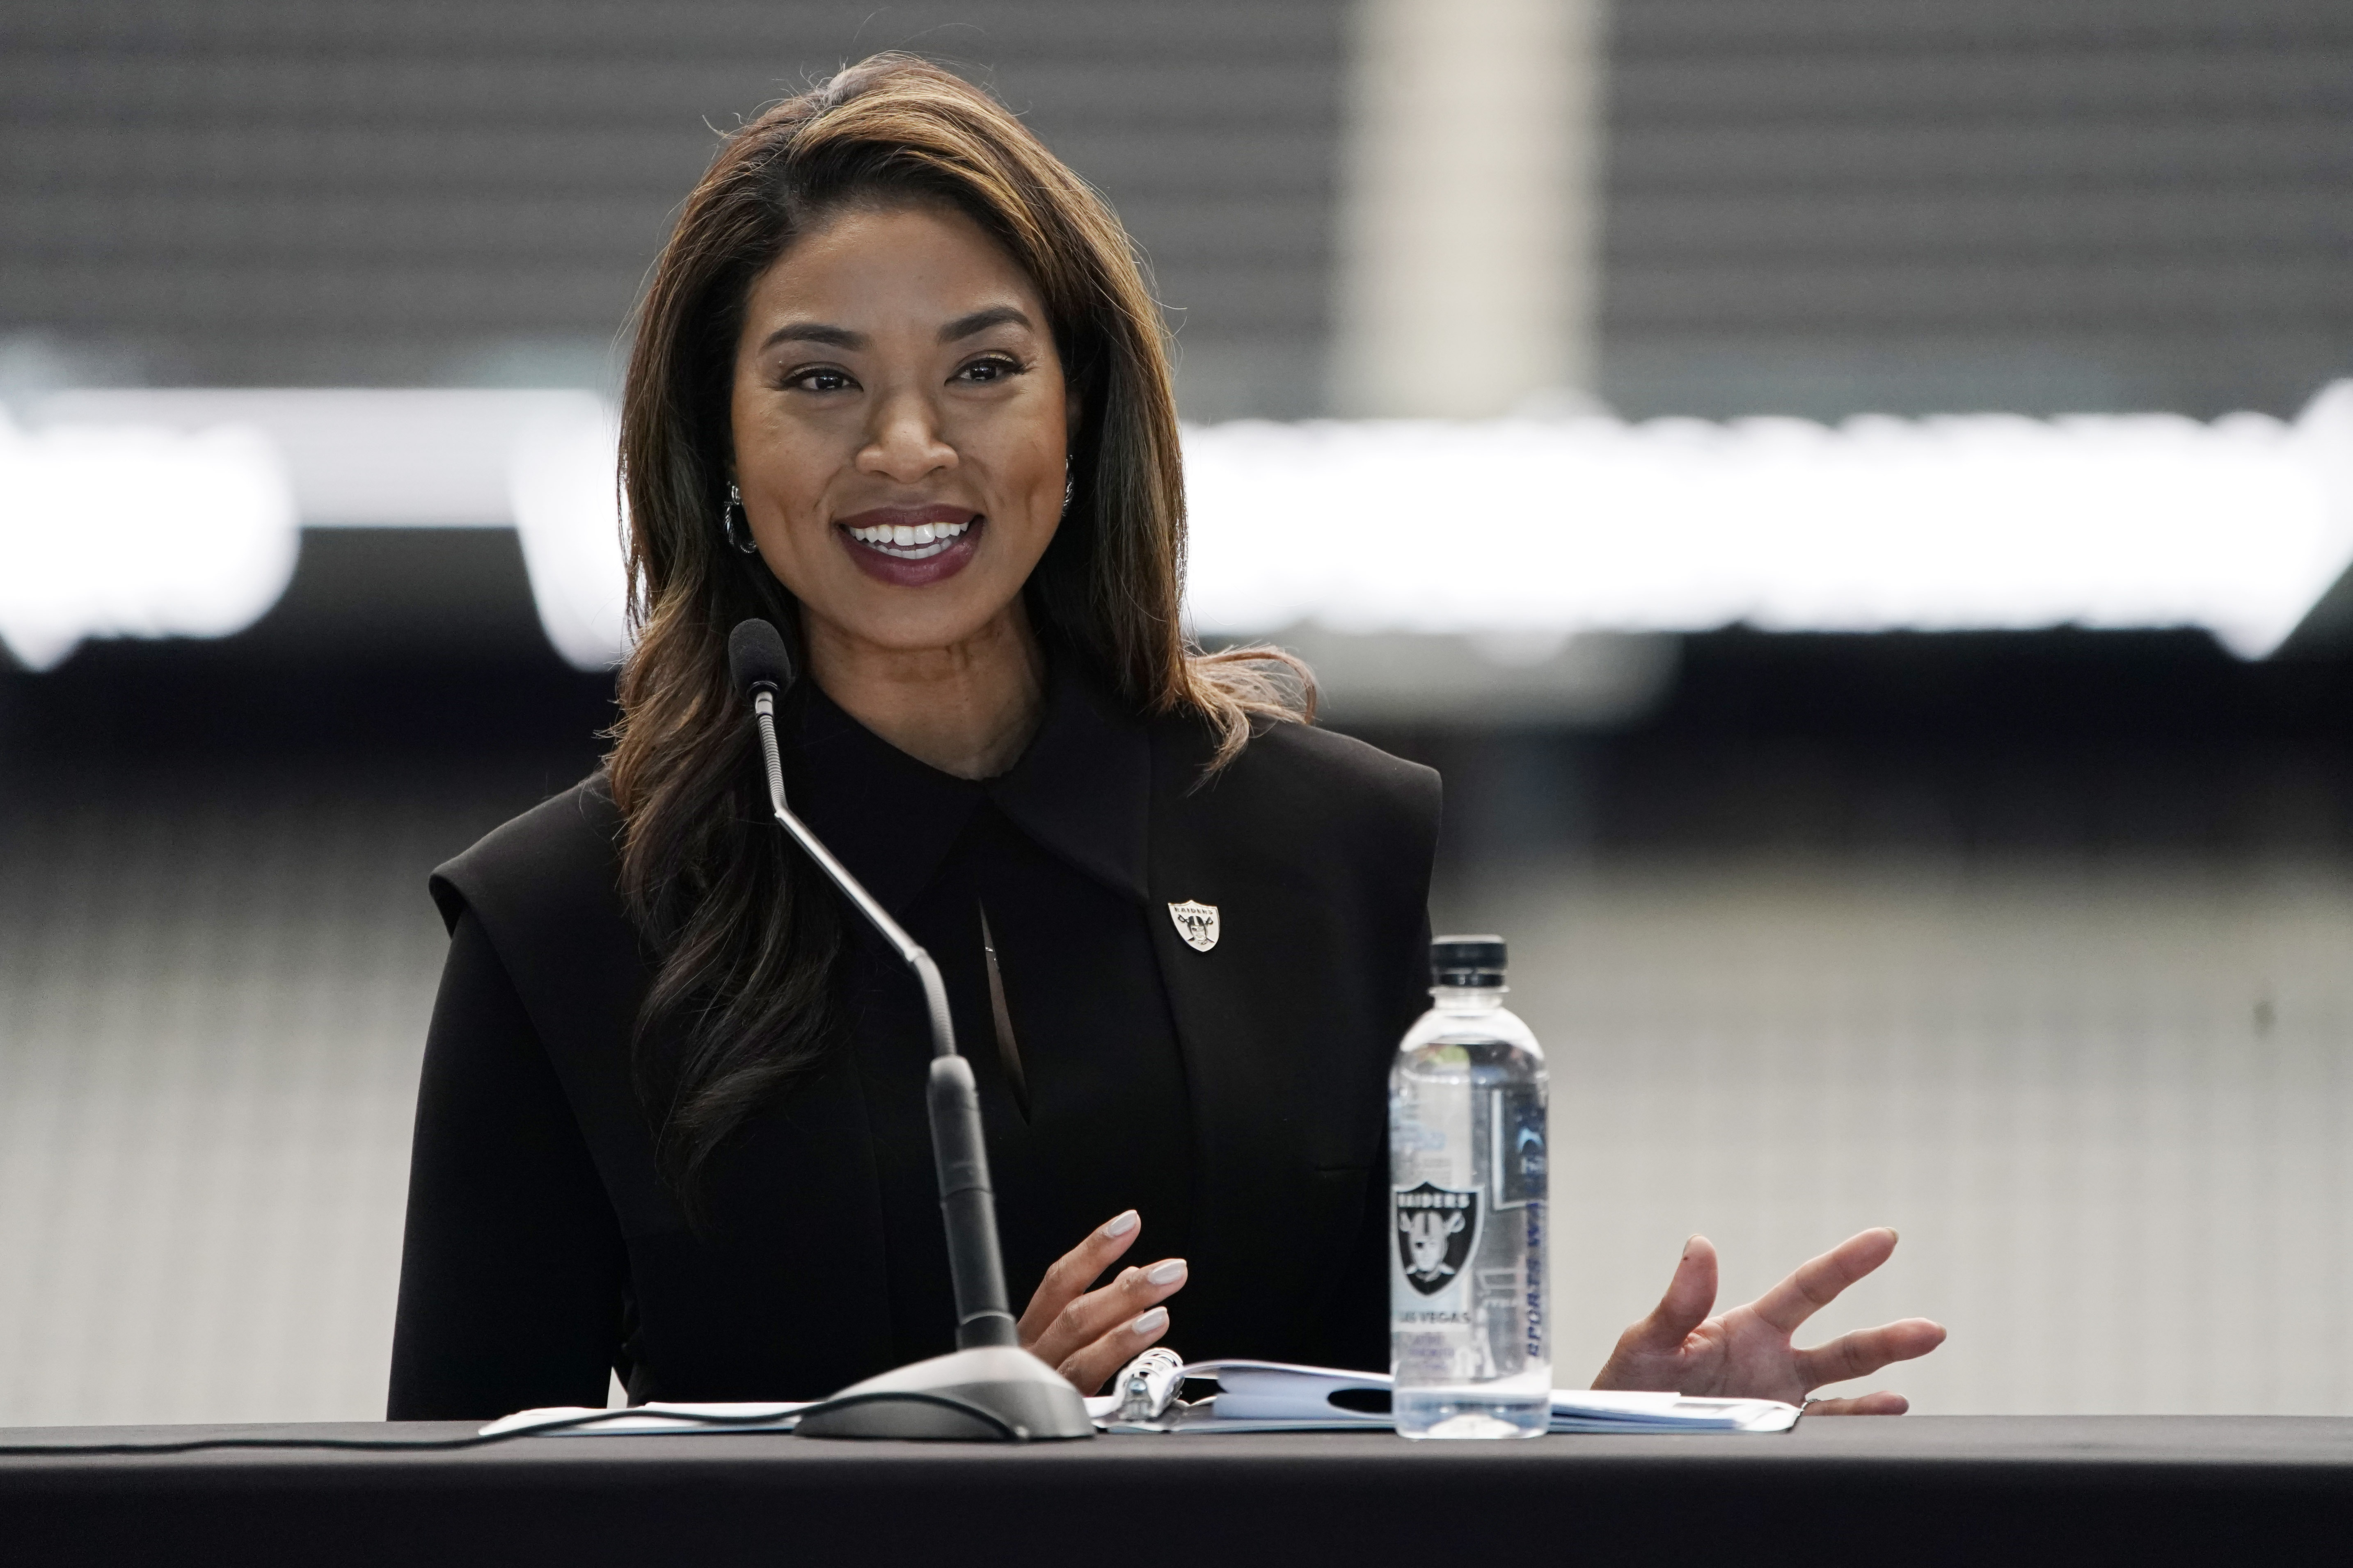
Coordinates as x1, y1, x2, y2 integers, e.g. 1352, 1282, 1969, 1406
1056, 1304, 1171, 1396
1016, 1210, 1143, 1346
1624, 1235, 1719, 1352
1027, 1257, 1188, 1371
1795, 1318, 1946, 1389
1804, 1391, 1909, 1416
1749, 1227, 1898, 1335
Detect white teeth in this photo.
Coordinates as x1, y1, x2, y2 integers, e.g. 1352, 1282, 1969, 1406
845, 517, 974, 555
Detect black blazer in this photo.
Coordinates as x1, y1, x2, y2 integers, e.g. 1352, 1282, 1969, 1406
415, 711, 1439, 1403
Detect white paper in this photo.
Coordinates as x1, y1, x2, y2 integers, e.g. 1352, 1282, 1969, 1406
478, 1400, 809, 1438
486, 1366, 1797, 1440
1098, 1360, 1800, 1435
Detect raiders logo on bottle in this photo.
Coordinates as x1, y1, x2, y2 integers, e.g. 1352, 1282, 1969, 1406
1393, 1181, 1481, 1295
1167, 900, 1219, 952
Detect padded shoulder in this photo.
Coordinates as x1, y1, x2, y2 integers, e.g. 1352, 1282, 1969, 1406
429, 773, 627, 940
428, 772, 681, 1239
1169, 716, 1442, 886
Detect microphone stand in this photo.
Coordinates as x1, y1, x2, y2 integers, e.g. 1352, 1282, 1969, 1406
748, 685, 1094, 1442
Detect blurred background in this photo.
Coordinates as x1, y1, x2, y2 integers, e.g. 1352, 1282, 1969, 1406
4, 0, 2352, 1424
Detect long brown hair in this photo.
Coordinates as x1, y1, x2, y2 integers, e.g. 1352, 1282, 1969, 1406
607, 54, 1307, 1201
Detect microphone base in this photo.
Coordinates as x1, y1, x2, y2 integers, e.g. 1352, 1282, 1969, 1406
795, 1346, 1097, 1442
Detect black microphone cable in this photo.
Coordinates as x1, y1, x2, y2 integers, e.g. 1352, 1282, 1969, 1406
0, 1390, 1023, 1457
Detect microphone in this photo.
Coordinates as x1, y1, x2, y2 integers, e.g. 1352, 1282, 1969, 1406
726, 618, 1093, 1442
727, 615, 795, 693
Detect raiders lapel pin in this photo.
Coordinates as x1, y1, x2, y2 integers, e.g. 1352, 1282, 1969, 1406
1167, 900, 1219, 953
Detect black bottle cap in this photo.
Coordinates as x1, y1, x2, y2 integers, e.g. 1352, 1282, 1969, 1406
1430, 935, 1506, 987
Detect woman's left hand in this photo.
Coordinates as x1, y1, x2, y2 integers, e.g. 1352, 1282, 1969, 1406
1016, 1211, 1188, 1395
1590, 1228, 1946, 1414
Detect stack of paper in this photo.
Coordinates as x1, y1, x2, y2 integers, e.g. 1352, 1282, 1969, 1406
1089, 1361, 1798, 1435
483, 1363, 1798, 1440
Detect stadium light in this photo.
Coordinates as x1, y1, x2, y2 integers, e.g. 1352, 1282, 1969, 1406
0, 413, 298, 671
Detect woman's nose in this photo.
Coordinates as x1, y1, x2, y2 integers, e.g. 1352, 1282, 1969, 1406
859, 389, 957, 484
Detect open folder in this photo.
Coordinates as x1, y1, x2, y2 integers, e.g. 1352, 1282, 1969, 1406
480, 1360, 1797, 1439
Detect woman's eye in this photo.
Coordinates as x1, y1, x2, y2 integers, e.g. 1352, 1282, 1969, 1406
956, 356, 1024, 385
785, 366, 854, 393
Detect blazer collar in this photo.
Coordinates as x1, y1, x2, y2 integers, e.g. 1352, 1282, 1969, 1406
791, 649, 1151, 917
989, 655, 1151, 905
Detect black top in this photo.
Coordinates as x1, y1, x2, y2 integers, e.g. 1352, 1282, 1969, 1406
389, 658, 1440, 1419
746, 674, 1197, 1366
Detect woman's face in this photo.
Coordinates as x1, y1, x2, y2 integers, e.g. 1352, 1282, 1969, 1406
730, 201, 1071, 659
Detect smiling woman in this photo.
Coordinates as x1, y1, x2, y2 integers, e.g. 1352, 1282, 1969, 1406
385, 55, 1941, 1424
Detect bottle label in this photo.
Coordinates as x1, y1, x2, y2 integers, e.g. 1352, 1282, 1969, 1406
1494, 1087, 1546, 1209
1393, 1181, 1482, 1296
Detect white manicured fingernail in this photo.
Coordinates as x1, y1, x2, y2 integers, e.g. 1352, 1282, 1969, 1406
1101, 1210, 1139, 1239
1145, 1259, 1186, 1286
1131, 1306, 1167, 1335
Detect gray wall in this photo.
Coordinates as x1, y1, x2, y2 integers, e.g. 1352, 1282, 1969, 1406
1601, 0, 2353, 418
8, 2, 2348, 421
0, 0, 1349, 417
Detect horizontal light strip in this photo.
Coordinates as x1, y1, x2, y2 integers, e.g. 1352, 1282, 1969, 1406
34, 388, 596, 527
6, 384, 2350, 673
7, 389, 623, 671
1184, 383, 2353, 659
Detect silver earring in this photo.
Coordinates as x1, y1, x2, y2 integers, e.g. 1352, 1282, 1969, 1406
1061, 470, 1075, 517
722, 482, 759, 554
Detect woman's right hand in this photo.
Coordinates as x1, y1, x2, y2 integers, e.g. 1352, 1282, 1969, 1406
1017, 1209, 1187, 1394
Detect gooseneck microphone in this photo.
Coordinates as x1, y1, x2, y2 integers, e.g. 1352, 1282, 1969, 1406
725, 618, 1093, 1442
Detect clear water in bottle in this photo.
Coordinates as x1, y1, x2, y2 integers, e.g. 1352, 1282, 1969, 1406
1389, 935, 1549, 1439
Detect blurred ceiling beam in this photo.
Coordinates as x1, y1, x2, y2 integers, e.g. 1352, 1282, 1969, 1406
1332, 0, 1608, 416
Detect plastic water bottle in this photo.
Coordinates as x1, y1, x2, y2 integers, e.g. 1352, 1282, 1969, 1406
1389, 935, 1550, 1439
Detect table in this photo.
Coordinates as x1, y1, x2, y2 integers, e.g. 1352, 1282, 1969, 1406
3, 1417, 2347, 1565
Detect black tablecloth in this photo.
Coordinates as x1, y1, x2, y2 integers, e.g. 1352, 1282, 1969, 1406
4, 1416, 2347, 1565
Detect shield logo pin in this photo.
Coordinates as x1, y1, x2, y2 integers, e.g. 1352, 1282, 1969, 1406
1394, 1181, 1481, 1296
1167, 899, 1219, 952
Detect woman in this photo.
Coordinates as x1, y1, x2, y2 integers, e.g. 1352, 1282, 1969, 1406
389, 55, 1941, 1419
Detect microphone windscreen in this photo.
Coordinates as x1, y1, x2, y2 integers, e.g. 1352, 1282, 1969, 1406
728, 618, 797, 697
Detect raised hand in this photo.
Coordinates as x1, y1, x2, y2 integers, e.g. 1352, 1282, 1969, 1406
1016, 1209, 1188, 1394
1591, 1228, 1945, 1414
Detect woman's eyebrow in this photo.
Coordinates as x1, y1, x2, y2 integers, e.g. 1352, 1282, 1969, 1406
760, 320, 865, 352
939, 305, 1032, 342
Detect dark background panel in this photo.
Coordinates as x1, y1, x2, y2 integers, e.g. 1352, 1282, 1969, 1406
11, 532, 2353, 884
